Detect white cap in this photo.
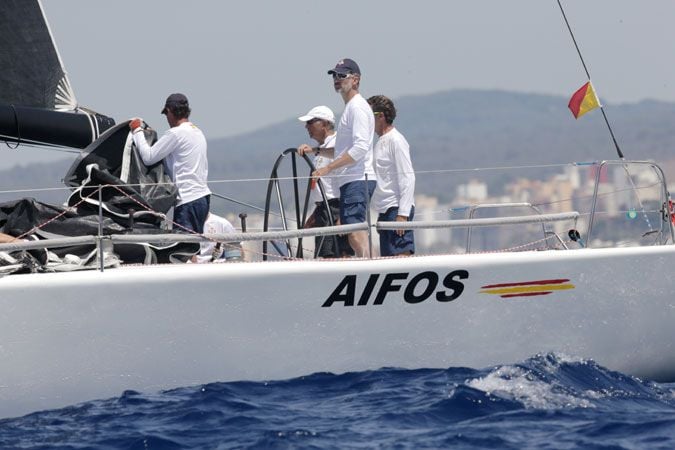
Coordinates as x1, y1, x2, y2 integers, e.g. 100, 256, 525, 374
298, 105, 335, 124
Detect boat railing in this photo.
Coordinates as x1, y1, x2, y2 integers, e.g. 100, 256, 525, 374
587, 160, 674, 245
108, 223, 369, 245
376, 212, 578, 230
0, 159, 672, 272
0, 212, 578, 265
0, 236, 98, 252
0, 213, 576, 249
464, 202, 551, 252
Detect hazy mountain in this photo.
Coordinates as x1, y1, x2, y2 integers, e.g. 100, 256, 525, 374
3, 89, 675, 209
208, 89, 675, 205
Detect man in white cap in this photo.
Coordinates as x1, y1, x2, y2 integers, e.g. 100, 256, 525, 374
298, 58, 376, 257
129, 93, 211, 234
297, 106, 353, 258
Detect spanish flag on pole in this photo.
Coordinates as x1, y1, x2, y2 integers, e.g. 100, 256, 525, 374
568, 81, 601, 119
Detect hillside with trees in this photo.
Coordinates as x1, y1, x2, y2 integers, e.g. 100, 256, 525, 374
2, 89, 675, 208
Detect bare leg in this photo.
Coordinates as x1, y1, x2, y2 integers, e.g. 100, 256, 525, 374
0, 233, 19, 243
348, 230, 370, 258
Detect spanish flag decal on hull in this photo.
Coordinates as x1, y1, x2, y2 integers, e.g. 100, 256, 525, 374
480, 279, 575, 298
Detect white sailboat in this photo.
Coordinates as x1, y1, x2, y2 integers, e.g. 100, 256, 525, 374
0, 1, 673, 419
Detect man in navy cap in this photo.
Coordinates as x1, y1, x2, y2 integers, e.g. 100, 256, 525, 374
129, 93, 211, 234
299, 58, 376, 257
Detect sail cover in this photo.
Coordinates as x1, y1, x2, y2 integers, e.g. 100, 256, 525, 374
0, 0, 76, 110
64, 121, 178, 222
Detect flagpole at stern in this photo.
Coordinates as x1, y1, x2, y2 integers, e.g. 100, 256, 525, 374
557, 0, 624, 159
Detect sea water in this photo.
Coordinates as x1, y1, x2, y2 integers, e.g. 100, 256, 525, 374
0, 353, 673, 449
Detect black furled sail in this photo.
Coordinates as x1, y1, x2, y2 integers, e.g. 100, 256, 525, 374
0, 0, 114, 148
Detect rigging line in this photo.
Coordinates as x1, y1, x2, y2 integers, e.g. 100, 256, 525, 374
0, 136, 81, 154
414, 162, 590, 175
4, 105, 20, 149
0, 186, 72, 195
556, 0, 624, 159
208, 172, 348, 184
556, 0, 590, 79
15, 183, 104, 240
207, 162, 586, 185
210, 192, 266, 214
618, 164, 654, 230
209, 161, 601, 185
209, 191, 296, 222
531, 181, 662, 211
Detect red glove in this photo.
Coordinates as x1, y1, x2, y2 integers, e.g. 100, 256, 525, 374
129, 118, 142, 133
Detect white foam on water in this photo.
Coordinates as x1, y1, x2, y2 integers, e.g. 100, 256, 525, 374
467, 365, 595, 409
541, 352, 587, 366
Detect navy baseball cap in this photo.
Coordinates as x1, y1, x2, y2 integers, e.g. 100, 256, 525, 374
161, 93, 189, 114
327, 58, 361, 76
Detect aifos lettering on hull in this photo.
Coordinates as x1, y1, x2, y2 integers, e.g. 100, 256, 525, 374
322, 270, 469, 307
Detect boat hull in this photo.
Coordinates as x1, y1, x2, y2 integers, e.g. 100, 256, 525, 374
0, 245, 673, 418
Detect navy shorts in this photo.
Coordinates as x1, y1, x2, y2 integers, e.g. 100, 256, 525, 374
378, 205, 415, 257
173, 195, 210, 233
339, 180, 376, 225
313, 198, 354, 258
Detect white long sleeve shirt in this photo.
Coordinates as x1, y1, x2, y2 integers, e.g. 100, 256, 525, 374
133, 122, 211, 206
371, 128, 415, 216
309, 132, 338, 203
333, 93, 376, 188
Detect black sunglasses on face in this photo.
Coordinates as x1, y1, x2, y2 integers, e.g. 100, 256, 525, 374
306, 118, 321, 125
331, 72, 352, 80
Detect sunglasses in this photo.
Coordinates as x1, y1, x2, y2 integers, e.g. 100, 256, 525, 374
306, 118, 322, 125
331, 72, 353, 80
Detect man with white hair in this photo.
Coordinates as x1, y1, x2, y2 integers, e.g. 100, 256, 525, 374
297, 106, 353, 258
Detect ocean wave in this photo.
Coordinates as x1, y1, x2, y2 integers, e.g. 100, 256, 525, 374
0, 353, 673, 449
